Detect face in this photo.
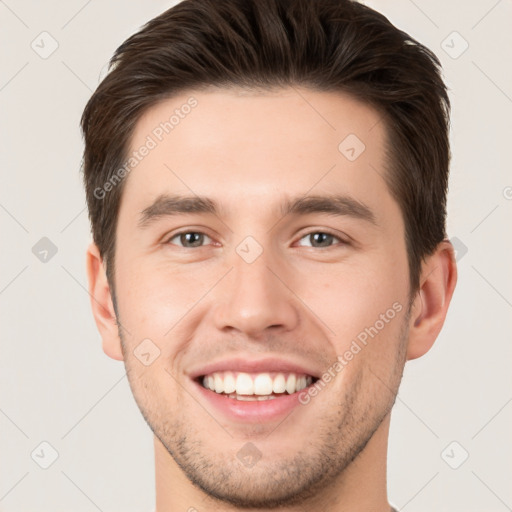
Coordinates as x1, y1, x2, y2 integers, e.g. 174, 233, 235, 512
111, 87, 412, 506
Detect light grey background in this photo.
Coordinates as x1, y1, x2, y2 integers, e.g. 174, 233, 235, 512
1, 0, 511, 511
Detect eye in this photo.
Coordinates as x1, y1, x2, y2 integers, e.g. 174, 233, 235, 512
296, 231, 345, 248
167, 231, 212, 248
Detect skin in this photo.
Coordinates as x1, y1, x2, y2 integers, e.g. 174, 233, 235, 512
87, 87, 457, 512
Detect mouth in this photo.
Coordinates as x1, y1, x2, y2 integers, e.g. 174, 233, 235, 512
195, 371, 319, 401
191, 369, 321, 422
188, 357, 323, 422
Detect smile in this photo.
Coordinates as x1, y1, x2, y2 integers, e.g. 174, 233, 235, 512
189, 357, 322, 421
200, 371, 316, 400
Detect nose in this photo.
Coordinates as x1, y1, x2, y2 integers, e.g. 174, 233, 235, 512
212, 248, 300, 337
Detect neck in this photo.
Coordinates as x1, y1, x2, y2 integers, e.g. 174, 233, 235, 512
154, 415, 392, 512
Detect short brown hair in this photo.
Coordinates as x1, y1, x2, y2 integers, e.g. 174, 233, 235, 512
81, 0, 450, 292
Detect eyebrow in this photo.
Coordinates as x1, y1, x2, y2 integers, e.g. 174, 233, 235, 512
280, 194, 376, 225
139, 194, 218, 227
138, 193, 377, 228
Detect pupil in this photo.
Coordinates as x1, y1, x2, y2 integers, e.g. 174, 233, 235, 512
312, 233, 332, 247
182, 232, 202, 247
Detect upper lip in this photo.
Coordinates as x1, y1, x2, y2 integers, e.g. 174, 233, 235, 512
188, 356, 322, 380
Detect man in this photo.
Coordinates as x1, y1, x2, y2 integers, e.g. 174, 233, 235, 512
82, 0, 457, 510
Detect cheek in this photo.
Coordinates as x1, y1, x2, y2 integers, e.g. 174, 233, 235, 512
305, 256, 408, 351
115, 258, 205, 336
312, 265, 408, 320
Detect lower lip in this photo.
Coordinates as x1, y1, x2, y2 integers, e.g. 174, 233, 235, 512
193, 380, 309, 422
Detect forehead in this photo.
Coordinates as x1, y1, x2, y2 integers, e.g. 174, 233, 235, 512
121, 87, 394, 221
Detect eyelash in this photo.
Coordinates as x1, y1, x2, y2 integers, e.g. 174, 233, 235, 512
165, 229, 348, 249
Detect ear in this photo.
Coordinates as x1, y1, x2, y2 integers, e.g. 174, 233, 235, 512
86, 243, 124, 361
406, 240, 458, 360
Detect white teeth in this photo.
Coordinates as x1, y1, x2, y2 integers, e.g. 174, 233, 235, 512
214, 373, 224, 393
296, 376, 306, 391
201, 371, 314, 396
235, 373, 254, 395
233, 394, 258, 401
227, 394, 278, 401
285, 374, 296, 394
272, 373, 286, 394
253, 373, 273, 395
223, 372, 236, 394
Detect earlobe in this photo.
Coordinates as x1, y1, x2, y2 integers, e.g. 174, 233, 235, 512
86, 243, 124, 361
406, 240, 458, 360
